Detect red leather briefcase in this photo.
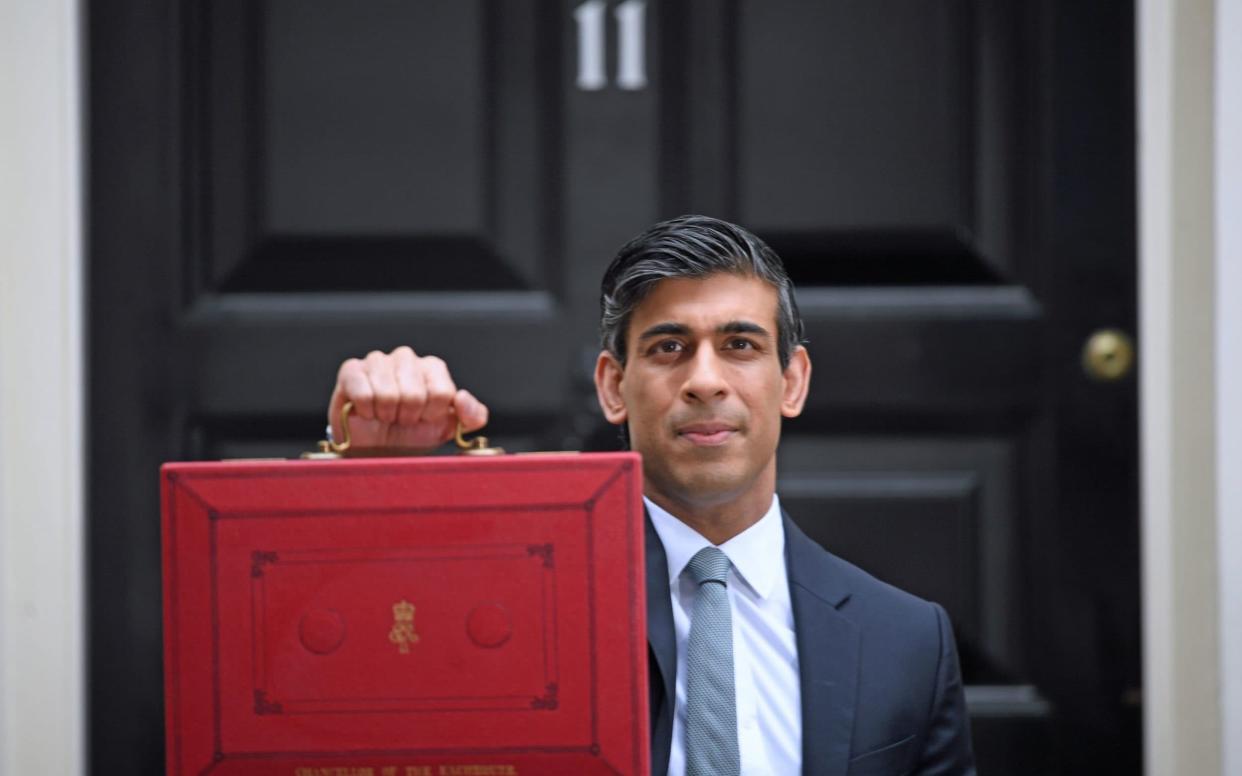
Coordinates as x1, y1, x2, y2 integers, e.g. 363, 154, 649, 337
161, 452, 648, 776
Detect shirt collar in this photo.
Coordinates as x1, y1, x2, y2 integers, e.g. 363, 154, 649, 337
644, 494, 786, 600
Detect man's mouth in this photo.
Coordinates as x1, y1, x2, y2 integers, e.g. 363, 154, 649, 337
676, 422, 738, 446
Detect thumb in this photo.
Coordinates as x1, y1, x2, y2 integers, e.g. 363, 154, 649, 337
452, 389, 490, 433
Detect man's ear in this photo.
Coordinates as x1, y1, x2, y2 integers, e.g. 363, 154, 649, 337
594, 350, 629, 425
780, 345, 811, 419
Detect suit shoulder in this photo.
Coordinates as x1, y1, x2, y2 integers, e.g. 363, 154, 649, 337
789, 527, 945, 637
832, 548, 932, 608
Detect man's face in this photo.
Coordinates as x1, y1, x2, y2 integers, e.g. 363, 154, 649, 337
594, 273, 810, 511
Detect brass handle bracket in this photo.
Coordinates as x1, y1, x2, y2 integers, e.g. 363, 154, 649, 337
454, 421, 505, 456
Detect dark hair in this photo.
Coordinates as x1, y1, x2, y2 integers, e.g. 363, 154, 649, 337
599, 215, 805, 369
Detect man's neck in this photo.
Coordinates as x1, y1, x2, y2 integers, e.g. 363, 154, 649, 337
644, 475, 776, 545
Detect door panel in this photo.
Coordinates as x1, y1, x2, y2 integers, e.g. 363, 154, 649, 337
739, 0, 972, 232
779, 435, 1021, 677
198, 0, 561, 293
177, 0, 577, 425
264, 2, 488, 235
654, 2, 1136, 773
668, 0, 1029, 284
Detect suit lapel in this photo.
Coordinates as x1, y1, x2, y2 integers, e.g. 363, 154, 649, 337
645, 511, 676, 776
785, 513, 859, 776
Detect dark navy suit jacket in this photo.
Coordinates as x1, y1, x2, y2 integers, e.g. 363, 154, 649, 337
645, 511, 976, 776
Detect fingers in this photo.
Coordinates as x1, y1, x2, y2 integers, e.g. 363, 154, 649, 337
330, 347, 484, 444
365, 349, 402, 425
333, 357, 374, 431
420, 356, 457, 427
453, 389, 489, 433
391, 346, 427, 427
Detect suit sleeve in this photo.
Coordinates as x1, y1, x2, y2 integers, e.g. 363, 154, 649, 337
914, 602, 976, 775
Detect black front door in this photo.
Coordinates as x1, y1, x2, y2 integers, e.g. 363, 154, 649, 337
90, 2, 1138, 773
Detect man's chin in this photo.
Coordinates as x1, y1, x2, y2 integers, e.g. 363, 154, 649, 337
655, 466, 752, 508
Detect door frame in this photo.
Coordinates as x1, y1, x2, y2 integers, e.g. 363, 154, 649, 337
1137, 0, 1240, 772
0, 0, 86, 774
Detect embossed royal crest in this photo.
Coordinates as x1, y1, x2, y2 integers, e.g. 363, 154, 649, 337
387, 599, 420, 654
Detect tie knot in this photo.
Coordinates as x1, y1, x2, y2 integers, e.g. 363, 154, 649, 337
686, 546, 731, 586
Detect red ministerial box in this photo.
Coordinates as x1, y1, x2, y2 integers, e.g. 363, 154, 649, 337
161, 453, 648, 776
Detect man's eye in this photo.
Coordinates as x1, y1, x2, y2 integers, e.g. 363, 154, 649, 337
726, 339, 755, 350
655, 340, 684, 354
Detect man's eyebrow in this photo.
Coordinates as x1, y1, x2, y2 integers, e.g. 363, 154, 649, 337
636, 321, 773, 340
718, 320, 772, 337
636, 322, 692, 340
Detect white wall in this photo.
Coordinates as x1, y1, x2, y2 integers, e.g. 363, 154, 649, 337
0, 1, 86, 775
1216, 0, 1242, 772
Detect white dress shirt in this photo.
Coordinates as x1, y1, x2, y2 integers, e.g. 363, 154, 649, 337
646, 495, 802, 776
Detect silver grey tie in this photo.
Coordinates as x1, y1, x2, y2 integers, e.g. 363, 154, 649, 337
684, 546, 740, 776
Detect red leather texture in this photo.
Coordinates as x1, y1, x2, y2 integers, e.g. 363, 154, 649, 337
161, 453, 648, 776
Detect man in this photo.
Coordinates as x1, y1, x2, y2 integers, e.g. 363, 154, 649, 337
328, 216, 976, 775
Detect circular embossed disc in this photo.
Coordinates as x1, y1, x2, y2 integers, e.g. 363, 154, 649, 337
299, 609, 346, 655
466, 603, 512, 648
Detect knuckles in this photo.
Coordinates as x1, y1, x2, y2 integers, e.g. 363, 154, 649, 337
373, 388, 400, 404
335, 348, 474, 429
424, 387, 455, 406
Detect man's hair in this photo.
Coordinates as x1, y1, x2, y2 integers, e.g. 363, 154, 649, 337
599, 214, 806, 369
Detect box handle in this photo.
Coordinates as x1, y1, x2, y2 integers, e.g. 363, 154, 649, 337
302, 401, 505, 459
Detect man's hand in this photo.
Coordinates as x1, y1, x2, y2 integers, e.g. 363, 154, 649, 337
328, 346, 489, 452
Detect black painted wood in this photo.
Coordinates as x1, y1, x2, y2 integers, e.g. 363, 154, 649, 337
89, 1, 1139, 773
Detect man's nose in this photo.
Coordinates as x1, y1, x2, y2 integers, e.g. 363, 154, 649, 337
682, 347, 729, 402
